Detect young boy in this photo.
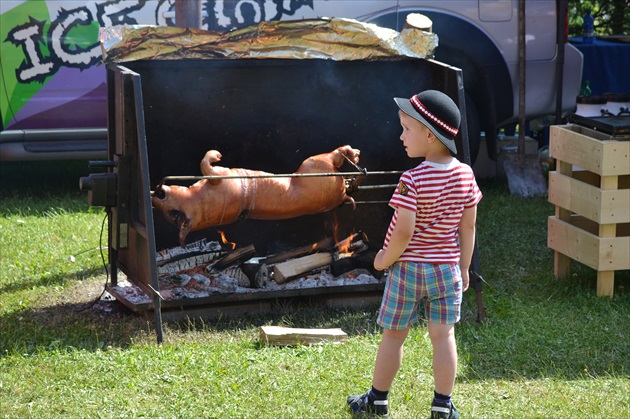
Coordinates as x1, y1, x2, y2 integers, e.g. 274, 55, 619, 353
347, 90, 482, 418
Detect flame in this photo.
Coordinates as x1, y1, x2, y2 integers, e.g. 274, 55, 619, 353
337, 233, 357, 257
217, 230, 236, 250
329, 214, 356, 256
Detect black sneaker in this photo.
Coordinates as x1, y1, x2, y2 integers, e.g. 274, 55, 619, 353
347, 392, 389, 417
430, 400, 459, 419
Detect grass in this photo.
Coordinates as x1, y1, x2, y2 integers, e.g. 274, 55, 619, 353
1, 160, 629, 418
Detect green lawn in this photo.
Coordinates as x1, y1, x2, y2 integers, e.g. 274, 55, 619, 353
0, 160, 628, 418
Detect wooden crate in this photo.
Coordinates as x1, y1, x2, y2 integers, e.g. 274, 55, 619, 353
548, 124, 630, 297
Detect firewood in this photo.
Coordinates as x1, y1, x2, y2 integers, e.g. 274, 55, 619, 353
259, 326, 347, 346
156, 238, 223, 266
273, 252, 333, 284
263, 237, 334, 265
211, 244, 256, 271
158, 251, 221, 275
331, 250, 384, 279
404, 13, 432, 32
334, 231, 369, 252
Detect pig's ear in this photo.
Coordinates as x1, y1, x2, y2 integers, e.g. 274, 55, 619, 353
178, 216, 192, 247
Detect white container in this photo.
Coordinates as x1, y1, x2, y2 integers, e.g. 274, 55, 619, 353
604, 93, 630, 116
575, 95, 607, 117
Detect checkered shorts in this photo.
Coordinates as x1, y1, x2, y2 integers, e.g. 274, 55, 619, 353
377, 262, 462, 329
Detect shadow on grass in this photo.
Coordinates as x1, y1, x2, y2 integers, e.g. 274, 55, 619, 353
0, 297, 151, 355
0, 266, 107, 295
165, 296, 384, 337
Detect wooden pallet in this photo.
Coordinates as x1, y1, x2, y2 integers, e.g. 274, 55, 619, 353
548, 124, 630, 297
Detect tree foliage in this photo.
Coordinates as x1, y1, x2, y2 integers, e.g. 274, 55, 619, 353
568, 0, 630, 37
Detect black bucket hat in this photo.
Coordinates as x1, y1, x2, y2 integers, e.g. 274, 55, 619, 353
394, 90, 461, 154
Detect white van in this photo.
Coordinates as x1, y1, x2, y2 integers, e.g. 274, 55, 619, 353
0, 0, 582, 162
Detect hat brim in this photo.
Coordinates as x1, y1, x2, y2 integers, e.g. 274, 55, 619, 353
394, 97, 458, 154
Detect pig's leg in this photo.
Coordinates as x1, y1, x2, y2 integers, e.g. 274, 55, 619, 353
200, 150, 232, 184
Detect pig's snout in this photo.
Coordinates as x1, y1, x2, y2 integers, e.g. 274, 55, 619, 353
153, 185, 167, 200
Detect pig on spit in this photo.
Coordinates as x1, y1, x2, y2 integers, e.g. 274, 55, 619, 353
152, 145, 361, 246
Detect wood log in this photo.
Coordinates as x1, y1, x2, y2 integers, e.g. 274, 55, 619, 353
404, 13, 432, 32
331, 250, 383, 279
259, 326, 347, 346
156, 238, 222, 266
273, 253, 333, 284
158, 252, 221, 275
241, 261, 261, 287
211, 244, 256, 271
263, 237, 334, 265
334, 231, 369, 255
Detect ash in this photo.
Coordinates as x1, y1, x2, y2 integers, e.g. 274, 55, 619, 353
111, 269, 380, 306
110, 239, 382, 306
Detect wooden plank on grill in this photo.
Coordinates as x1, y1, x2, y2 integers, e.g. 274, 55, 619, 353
263, 237, 334, 265
273, 252, 333, 284
212, 244, 256, 271
259, 326, 347, 346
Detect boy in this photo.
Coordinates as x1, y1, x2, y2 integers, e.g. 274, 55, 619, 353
347, 90, 482, 418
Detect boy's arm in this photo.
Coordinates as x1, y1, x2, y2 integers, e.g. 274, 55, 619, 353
374, 207, 415, 270
458, 205, 477, 291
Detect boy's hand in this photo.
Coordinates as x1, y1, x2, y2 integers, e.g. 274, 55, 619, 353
373, 249, 389, 271
461, 268, 470, 292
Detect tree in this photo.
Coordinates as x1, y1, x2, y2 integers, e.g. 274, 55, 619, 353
568, 0, 630, 37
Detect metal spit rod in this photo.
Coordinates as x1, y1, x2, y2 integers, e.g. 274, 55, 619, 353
356, 184, 398, 190
158, 170, 403, 186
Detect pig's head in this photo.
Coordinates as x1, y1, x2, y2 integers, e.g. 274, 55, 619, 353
152, 184, 193, 246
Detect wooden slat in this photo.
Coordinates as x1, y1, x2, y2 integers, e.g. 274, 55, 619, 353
548, 172, 630, 224
550, 125, 630, 176
548, 216, 630, 271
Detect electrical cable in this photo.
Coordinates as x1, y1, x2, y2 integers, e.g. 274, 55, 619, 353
76, 211, 109, 312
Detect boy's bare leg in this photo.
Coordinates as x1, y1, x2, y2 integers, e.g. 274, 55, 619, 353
372, 327, 410, 391
428, 321, 457, 395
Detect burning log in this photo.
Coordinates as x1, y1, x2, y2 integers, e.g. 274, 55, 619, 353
221, 266, 251, 287
333, 231, 369, 259
210, 244, 256, 271
331, 250, 383, 279
261, 231, 372, 284
273, 252, 334, 284
263, 237, 334, 265
253, 263, 270, 288
156, 238, 223, 266
158, 252, 221, 276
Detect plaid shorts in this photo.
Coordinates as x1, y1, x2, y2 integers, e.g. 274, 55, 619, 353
377, 261, 462, 330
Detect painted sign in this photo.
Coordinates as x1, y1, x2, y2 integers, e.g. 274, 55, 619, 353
0, 0, 316, 130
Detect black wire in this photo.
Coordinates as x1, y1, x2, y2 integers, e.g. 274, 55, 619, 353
76, 211, 109, 312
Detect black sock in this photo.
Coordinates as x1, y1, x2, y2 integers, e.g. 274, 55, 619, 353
433, 391, 451, 404
369, 386, 389, 401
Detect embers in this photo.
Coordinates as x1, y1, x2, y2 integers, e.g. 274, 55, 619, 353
147, 231, 382, 302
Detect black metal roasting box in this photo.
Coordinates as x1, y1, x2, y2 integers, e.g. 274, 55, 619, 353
80, 22, 475, 341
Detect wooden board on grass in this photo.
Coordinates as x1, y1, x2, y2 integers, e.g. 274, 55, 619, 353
259, 326, 348, 346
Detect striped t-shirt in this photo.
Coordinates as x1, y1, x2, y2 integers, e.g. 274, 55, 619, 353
384, 158, 482, 264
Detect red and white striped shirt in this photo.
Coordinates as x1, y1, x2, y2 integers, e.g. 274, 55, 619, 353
384, 159, 482, 264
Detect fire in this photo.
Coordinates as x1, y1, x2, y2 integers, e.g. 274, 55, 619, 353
329, 214, 356, 257
217, 230, 236, 250
336, 235, 354, 255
